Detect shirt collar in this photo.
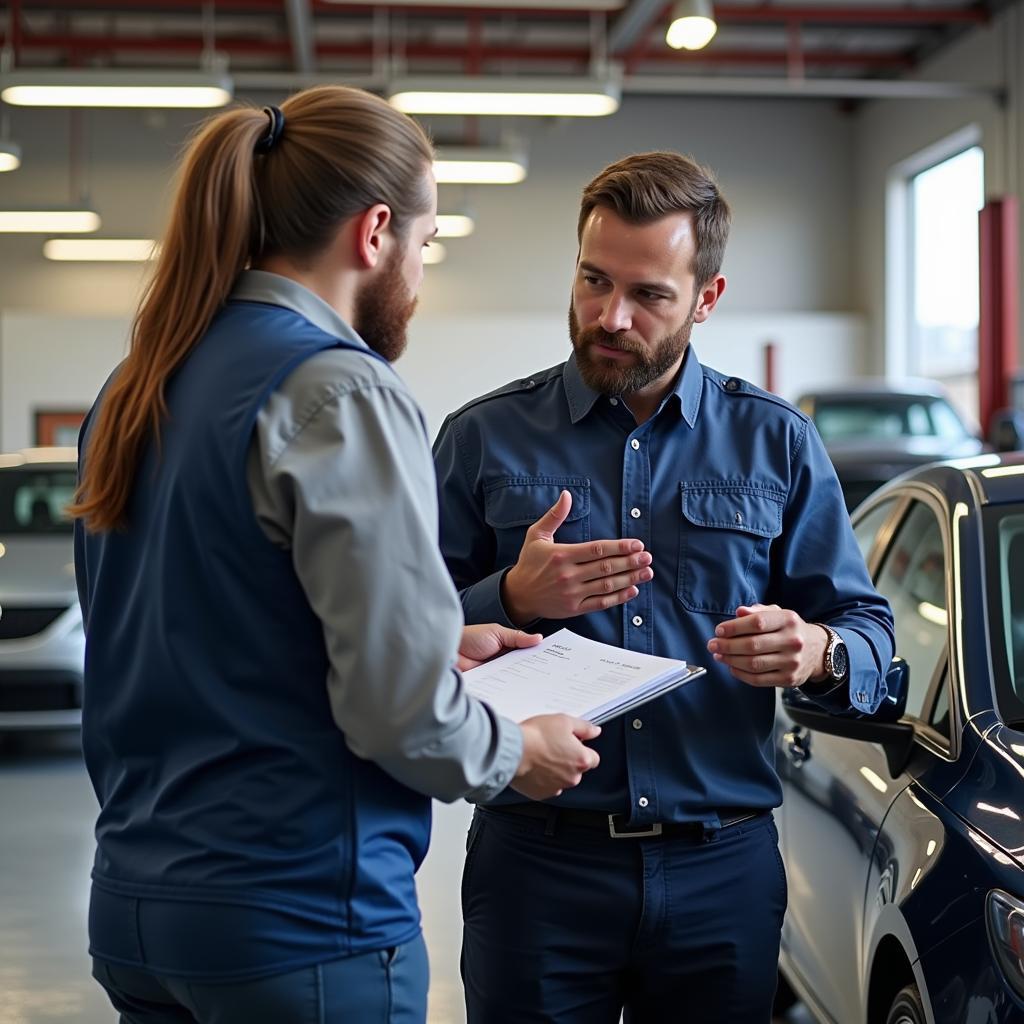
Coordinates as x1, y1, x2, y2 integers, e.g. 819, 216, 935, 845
230, 270, 368, 350
563, 343, 704, 428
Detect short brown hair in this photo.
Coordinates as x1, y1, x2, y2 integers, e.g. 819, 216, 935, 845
578, 151, 731, 287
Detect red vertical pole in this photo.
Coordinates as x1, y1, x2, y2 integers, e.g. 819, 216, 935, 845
763, 341, 777, 394
978, 197, 1020, 436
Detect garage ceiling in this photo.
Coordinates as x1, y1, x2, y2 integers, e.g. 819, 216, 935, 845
0, 0, 1013, 97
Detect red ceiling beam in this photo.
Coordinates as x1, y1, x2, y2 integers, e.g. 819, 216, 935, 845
20, 0, 609, 17
22, 0, 988, 23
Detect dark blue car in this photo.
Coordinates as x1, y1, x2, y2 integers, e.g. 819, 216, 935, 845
775, 451, 1024, 1024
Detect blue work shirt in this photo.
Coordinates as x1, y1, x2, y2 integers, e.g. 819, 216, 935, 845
433, 346, 895, 826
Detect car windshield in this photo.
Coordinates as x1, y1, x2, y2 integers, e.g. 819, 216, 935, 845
813, 396, 972, 444
0, 466, 77, 535
986, 505, 1024, 724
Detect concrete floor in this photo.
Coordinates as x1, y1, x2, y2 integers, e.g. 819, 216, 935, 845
0, 734, 814, 1024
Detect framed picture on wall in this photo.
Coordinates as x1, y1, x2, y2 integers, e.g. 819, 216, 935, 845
34, 409, 87, 448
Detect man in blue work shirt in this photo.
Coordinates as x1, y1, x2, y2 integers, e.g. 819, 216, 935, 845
433, 151, 895, 1023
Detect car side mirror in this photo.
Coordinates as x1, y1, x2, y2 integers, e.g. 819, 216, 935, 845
989, 408, 1024, 453
781, 657, 915, 777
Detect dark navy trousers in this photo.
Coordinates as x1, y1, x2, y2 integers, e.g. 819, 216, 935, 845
92, 935, 429, 1024
461, 808, 787, 1024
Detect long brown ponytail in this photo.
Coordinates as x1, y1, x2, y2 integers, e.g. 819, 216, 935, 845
72, 86, 434, 533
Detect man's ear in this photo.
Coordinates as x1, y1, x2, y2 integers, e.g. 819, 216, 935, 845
693, 274, 726, 324
354, 203, 393, 270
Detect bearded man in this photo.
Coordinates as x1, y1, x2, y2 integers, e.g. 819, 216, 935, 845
432, 151, 895, 1024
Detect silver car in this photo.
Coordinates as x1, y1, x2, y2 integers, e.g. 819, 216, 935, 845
0, 448, 83, 731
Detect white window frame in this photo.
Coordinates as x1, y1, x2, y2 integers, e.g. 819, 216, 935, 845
884, 124, 983, 381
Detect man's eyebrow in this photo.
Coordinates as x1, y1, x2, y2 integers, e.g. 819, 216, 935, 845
578, 260, 677, 297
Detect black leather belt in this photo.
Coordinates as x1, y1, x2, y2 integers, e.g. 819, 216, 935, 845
484, 803, 767, 840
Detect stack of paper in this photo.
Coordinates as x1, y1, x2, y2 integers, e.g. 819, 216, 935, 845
463, 628, 705, 725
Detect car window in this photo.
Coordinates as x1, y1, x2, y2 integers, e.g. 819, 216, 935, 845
995, 513, 1024, 697
929, 400, 972, 442
852, 498, 900, 562
874, 501, 947, 720
906, 403, 932, 436
0, 468, 77, 535
815, 403, 905, 442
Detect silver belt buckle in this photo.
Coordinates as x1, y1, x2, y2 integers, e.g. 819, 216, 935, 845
721, 812, 757, 829
607, 814, 663, 839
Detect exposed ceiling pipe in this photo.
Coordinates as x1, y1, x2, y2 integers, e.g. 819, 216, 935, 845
16, 0, 993, 25
220, 68, 998, 101
626, 73, 998, 99
2, 32, 919, 67
607, 0, 665, 54
284, 0, 316, 73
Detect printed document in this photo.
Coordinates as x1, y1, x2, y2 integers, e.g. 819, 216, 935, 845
463, 628, 705, 725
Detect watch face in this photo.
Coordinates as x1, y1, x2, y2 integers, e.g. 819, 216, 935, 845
832, 640, 849, 680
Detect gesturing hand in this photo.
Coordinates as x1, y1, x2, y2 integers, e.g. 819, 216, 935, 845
457, 624, 543, 672
706, 604, 829, 688
501, 490, 654, 625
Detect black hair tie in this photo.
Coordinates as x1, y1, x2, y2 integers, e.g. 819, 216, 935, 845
254, 106, 285, 153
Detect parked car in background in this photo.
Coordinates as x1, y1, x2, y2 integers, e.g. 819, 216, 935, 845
796, 381, 985, 511
774, 451, 1024, 1024
0, 448, 83, 731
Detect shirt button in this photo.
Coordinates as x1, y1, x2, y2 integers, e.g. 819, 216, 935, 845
632, 718, 643, 730
630, 439, 640, 450
632, 615, 643, 627
638, 796, 649, 808
630, 507, 641, 519
724, 377, 740, 392
609, 397, 619, 406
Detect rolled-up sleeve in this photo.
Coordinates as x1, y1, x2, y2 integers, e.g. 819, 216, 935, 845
250, 368, 522, 803
775, 421, 896, 715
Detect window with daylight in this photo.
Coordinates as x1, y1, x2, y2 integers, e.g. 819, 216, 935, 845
908, 145, 985, 417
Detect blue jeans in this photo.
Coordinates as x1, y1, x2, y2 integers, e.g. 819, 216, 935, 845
92, 936, 429, 1024
461, 808, 787, 1023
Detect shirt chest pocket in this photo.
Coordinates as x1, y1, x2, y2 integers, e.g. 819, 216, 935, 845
677, 483, 785, 616
483, 477, 591, 567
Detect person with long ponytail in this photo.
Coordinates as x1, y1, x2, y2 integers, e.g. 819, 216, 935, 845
72, 86, 601, 1024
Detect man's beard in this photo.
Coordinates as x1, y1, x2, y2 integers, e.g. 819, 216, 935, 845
353, 247, 418, 363
568, 303, 695, 396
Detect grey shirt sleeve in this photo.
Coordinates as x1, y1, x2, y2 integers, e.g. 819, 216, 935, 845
247, 349, 522, 804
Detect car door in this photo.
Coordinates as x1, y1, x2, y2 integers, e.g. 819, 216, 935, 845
778, 494, 951, 1023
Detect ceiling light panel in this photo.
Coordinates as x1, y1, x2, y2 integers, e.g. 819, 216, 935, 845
0, 70, 233, 108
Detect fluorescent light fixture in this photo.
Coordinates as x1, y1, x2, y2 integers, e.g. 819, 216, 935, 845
433, 147, 527, 185
423, 242, 447, 265
0, 69, 233, 108
435, 214, 475, 238
23, 446, 79, 462
44, 238, 158, 262
666, 0, 718, 50
389, 75, 620, 117
0, 140, 21, 172
0, 208, 100, 233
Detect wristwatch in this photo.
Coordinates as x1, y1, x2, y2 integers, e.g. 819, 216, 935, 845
815, 623, 849, 683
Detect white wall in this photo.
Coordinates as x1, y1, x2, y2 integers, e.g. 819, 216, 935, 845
0, 312, 130, 451
0, 95, 858, 320
853, 3, 1024, 376
0, 307, 865, 450
404, 310, 866, 439
0, 90, 866, 449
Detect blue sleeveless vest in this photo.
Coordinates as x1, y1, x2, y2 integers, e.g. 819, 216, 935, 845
76, 300, 432, 980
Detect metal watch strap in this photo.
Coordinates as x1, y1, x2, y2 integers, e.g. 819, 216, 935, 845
816, 623, 846, 682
